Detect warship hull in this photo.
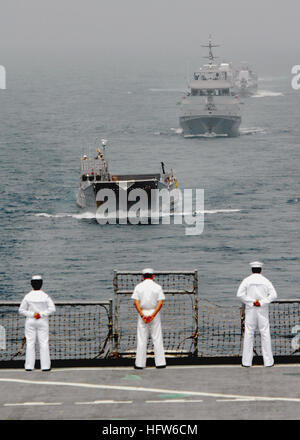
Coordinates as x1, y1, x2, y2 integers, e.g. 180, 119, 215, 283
179, 114, 241, 138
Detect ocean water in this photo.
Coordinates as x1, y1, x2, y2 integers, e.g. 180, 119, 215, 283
0, 63, 299, 305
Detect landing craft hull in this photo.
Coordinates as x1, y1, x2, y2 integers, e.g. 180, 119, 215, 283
179, 115, 241, 138
77, 177, 177, 223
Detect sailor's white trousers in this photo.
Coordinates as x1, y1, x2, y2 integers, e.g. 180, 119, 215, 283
242, 306, 274, 367
135, 309, 166, 368
24, 317, 51, 370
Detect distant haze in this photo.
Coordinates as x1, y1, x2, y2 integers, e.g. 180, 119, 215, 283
0, 0, 299, 75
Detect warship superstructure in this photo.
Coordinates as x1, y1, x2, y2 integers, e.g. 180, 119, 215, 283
76, 140, 178, 222
233, 63, 258, 97
179, 38, 241, 138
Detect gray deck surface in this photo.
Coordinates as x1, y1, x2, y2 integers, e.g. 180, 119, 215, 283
0, 364, 299, 420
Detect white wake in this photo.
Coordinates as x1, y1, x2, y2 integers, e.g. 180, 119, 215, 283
252, 90, 283, 98
35, 208, 241, 221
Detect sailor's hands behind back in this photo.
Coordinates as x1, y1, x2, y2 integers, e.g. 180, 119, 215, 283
141, 314, 148, 324
142, 315, 154, 324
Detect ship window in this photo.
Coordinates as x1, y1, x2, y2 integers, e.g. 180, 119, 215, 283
191, 88, 231, 97
221, 88, 230, 96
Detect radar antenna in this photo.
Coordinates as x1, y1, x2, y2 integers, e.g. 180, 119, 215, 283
202, 34, 219, 64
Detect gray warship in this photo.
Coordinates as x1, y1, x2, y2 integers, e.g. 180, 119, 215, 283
233, 63, 258, 97
179, 38, 241, 138
76, 140, 178, 222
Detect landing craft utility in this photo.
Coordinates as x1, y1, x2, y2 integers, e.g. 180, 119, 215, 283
179, 37, 241, 138
76, 140, 178, 223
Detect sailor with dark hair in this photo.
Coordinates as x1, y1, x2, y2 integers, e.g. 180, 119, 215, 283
19, 275, 56, 371
237, 261, 277, 367
131, 268, 166, 369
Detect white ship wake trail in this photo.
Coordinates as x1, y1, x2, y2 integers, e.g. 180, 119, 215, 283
193, 209, 241, 215
171, 127, 266, 137
239, 127, 267, 135
34, 209, 241, 221
170, 127, 183, 135
34, 212, 97, 220
251, 90, 283, 98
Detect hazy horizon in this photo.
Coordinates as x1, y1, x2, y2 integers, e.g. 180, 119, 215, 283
0, 0, 299, 76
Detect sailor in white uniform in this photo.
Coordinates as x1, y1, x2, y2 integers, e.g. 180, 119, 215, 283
19, 275, 56, 371
131, 268, 166, 369
237, 261, 277, 367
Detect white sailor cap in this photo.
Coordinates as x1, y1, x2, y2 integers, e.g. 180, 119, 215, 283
31, 275, 42, 280
249, 261, 264, 268
142, 268, 154, 275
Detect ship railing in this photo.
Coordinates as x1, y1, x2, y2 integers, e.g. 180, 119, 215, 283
0, 300, 113, 365
113, 270, 199, 358
0, 283, 299, 366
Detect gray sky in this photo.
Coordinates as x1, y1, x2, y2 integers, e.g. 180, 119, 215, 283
0, 0, 299, 74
